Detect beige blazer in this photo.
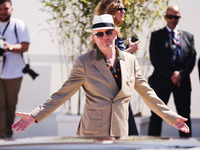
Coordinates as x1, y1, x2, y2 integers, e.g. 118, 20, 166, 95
31, 48, 180, 137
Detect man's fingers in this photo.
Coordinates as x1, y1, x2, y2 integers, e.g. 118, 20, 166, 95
20, 126, 27, 132
12, 121, 20, 129
15, 112, 25, 117
15, 125, 23, 132
173, 123, 190, 133
180, 126, 190, 133
12, 121, 27, 132
180, 117, 188, 122
173, 117, 190, 133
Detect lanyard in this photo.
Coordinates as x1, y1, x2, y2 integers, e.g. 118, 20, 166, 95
0, 19, 10, 37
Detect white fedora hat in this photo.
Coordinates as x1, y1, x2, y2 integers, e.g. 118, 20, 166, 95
86, 14, 120, 32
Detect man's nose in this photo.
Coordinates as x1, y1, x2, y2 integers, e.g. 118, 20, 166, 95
103, 33, 109, 39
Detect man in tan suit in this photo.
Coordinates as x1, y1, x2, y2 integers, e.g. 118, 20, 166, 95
12, 14, 189, 137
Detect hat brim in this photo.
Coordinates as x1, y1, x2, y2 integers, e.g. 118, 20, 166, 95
86, 27, 121, 33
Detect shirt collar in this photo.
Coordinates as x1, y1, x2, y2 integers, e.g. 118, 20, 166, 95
166, 25, 179, 34
96, 46, 125, 61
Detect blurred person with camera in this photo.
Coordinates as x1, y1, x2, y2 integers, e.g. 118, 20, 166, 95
0, 0, 30, 139
148, 5, 196, 138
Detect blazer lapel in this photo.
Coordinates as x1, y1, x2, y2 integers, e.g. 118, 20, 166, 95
179, 30, 188, 52
112, 51, 129, 101
91, 49, 118, 91
179, 30, 189, 61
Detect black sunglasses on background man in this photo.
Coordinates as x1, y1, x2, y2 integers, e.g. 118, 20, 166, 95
166, 14, 181, 20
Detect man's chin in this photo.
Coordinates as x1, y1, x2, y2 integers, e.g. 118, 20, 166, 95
0, 16, 10, 22
108, 45, 114, 48
105, 42, 113, 47
104, 44, 113, 49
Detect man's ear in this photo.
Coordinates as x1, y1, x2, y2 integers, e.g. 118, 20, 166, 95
164, 15, 167, 21
10, 6, 13, 14
114, 30, 118, 39
114, 30, 118, 35
92, 35, 96, 43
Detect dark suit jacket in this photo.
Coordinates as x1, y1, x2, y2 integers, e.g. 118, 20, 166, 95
149, 27, 196, 90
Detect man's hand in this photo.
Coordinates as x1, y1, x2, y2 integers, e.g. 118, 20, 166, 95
172, 117, 190, 133
12, 112, 36, 132
171, 71, 182, 87
126, 39, 140, 53
3, 41, 11, 52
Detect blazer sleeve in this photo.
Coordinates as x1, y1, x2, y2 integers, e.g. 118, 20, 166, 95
133, 57, 180, 125
30, 57, 85, 123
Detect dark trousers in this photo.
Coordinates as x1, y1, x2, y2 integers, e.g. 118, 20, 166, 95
128, 104, 139, 135
0, 77, 22, 138
148, 77, 191, 138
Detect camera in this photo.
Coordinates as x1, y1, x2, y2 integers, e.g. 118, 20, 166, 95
22, 64, 39, 80
131, 36, 139, 42
126, 36, 139, 49
0, 35, 5, 56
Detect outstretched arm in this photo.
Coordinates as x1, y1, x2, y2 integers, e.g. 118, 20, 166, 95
12, 112, 36, 132
173, 117, 190, 133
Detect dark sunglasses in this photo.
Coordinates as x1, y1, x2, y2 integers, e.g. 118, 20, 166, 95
117, 7, 127, 12
95, 29, 114, 38
166, 14, 180, 20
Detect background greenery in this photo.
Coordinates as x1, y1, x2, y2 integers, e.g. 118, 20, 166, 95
40, 0, 169, 115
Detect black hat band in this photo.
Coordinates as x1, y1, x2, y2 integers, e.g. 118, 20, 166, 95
92, 23, 114, 29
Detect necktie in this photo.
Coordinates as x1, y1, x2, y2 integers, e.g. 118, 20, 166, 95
170, 31, 181, 64
171, 31, 175, 39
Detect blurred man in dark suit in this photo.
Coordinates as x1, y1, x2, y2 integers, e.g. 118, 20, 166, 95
148, 5, 196, 138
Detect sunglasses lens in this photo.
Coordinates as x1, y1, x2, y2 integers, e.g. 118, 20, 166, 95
117, 7, 123, 12
123, 7, 127, 12
95, 30, 113, 38
117, 7, 126, 12
166, 15, 173, 19
174, 16, 180, 19
105, 29, 113, 35
166, 14, 180, 20
95, 32, 104, 37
